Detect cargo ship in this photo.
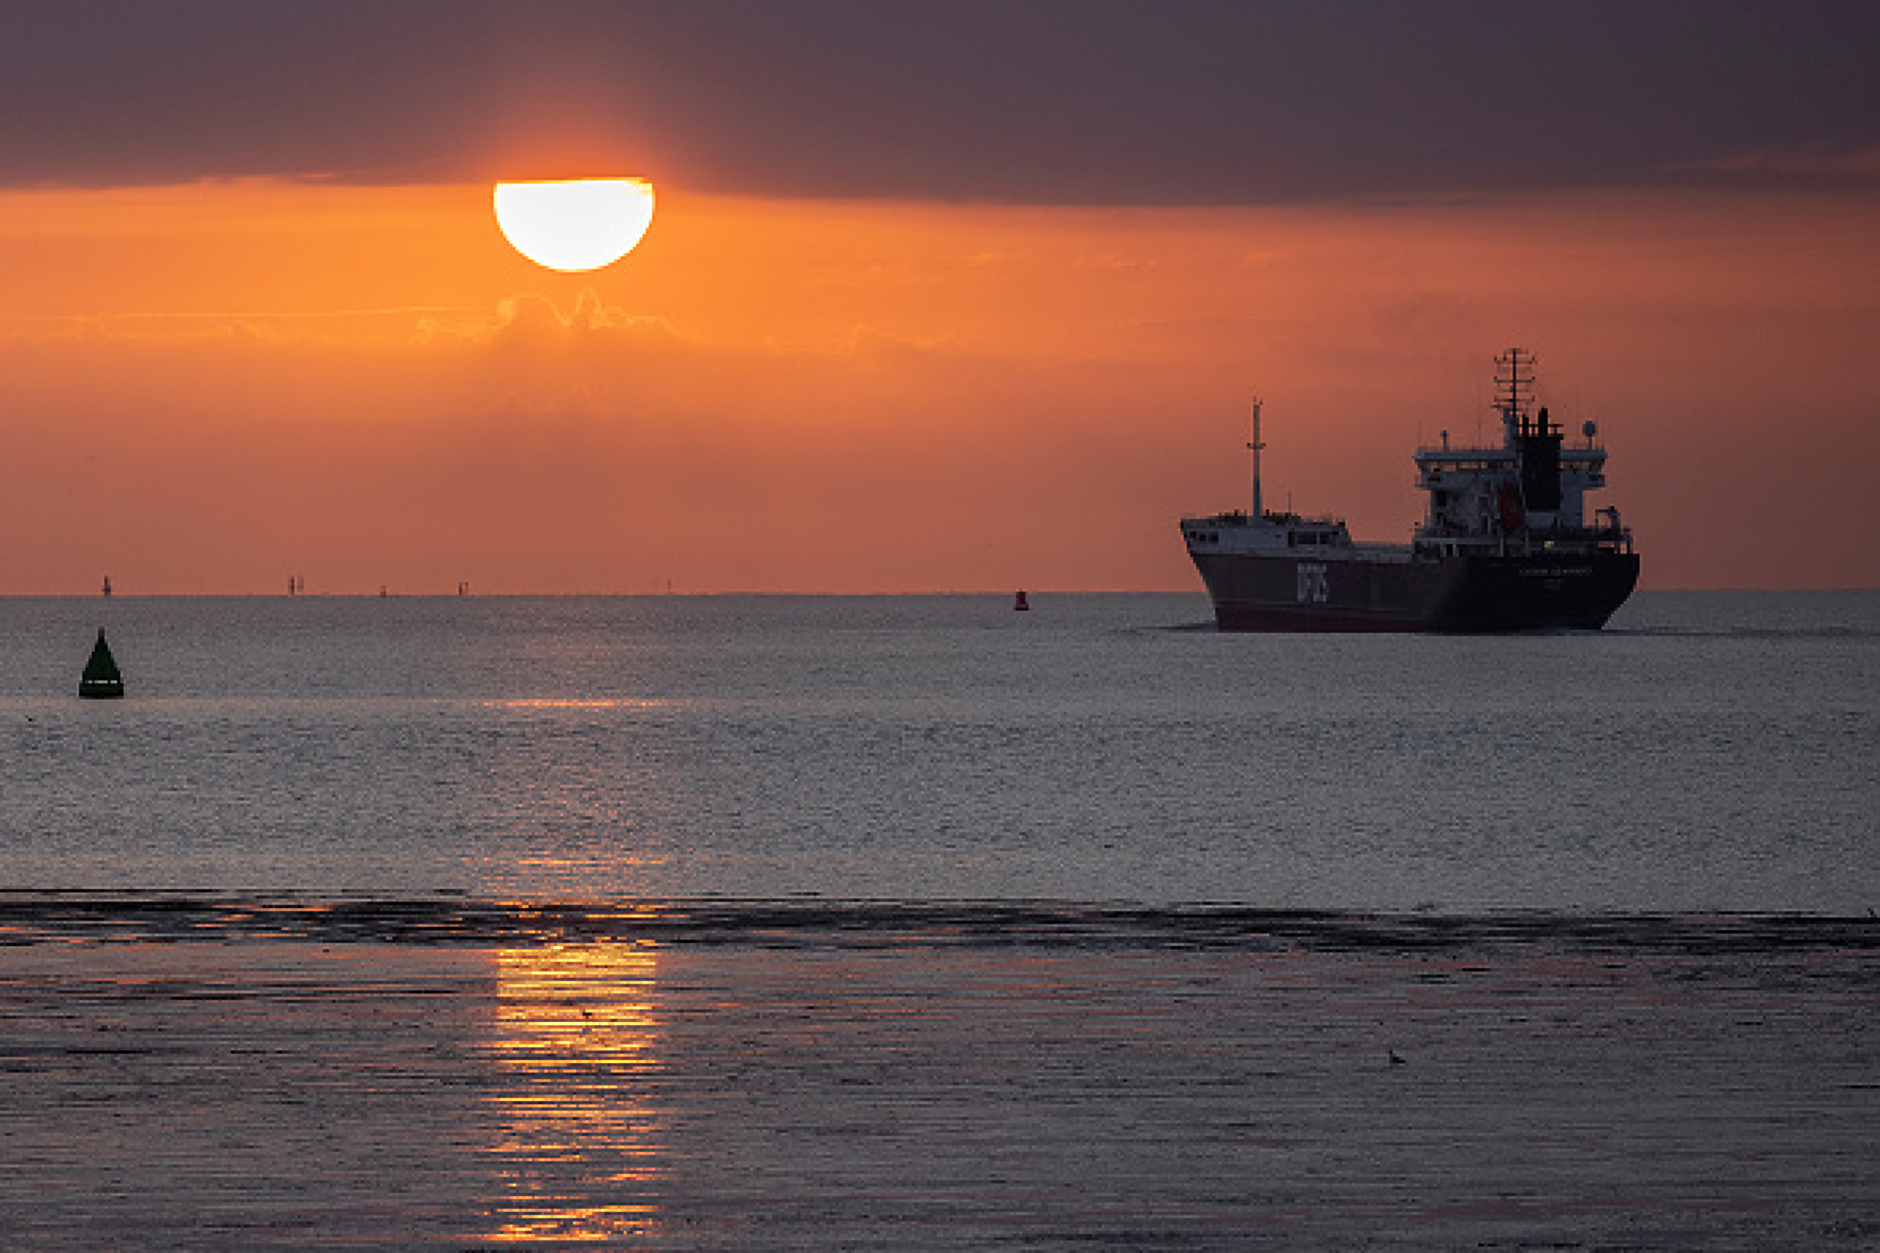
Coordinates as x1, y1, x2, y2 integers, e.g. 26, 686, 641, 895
1181, 349, 1638, 631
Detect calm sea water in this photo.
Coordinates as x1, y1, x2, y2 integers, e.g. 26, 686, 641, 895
2, 592, 1875, 1248
1, 591, 1874, 909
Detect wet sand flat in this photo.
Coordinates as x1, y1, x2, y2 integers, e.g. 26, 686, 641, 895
2, 920, 1875, 1249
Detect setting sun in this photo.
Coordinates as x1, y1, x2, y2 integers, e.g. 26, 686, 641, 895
493, 178, 656, 272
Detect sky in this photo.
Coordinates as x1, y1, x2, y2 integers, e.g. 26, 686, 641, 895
2, 1, 1877, 593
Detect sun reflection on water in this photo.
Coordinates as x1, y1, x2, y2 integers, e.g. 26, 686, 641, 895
486, 941, 665, 1244
482, 698, 674, 711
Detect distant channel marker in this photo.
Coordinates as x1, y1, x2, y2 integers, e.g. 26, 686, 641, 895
79, 629, 125, 699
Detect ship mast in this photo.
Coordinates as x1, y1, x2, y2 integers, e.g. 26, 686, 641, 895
1494, 347, 1537, 444
1247, 397, 1265, 518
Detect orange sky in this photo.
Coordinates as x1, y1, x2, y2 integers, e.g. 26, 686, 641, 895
2, 180, 1876, 593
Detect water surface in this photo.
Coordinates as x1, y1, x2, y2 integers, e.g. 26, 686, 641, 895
1, 592, 1874, 1248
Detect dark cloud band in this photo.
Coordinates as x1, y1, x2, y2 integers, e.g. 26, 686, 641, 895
5, 1, 1877, 201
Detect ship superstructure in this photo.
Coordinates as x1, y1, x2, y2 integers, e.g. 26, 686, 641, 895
1181, 349, 1638, 631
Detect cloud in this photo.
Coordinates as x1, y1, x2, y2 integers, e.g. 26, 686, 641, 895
489, 289, 680, 342
840, 325, 963, 361
4, 3, 1878, 203
0, 289, 684, 355
1678, 144, 1880, 186
0, 307, 492, 349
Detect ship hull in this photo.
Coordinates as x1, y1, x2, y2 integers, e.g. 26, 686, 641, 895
1190, 548, 1639, 633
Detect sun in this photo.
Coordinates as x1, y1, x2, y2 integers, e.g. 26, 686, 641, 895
493, 178, 656, 272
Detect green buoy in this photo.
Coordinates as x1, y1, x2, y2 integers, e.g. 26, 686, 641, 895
79, 629, 124, 699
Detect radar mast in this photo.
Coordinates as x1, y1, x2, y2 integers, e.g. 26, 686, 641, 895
1247, 397, 1265, 518
1494, 347, 1538, 443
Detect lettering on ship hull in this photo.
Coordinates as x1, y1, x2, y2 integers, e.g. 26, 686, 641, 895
1296, 562, 1329, 605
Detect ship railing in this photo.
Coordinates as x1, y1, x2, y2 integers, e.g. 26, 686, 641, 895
1346, 542, 1414, 563
1412, 529, 1632, 558
1186, 508, 1352, 530
1182, 510, 1251, 527
1262, 509, 1346, 527
1413, 534, 1514, 557
1519, 524, 1634, 555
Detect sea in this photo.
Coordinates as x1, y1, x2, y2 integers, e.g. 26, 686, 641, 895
1, 591, 1875, 1249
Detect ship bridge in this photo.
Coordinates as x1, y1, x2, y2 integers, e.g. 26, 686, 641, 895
1411, 349, 1629, 557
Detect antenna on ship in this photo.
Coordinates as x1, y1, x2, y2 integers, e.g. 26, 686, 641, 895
1494, 348, 1537, 444
1247, 397, 1265, 519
